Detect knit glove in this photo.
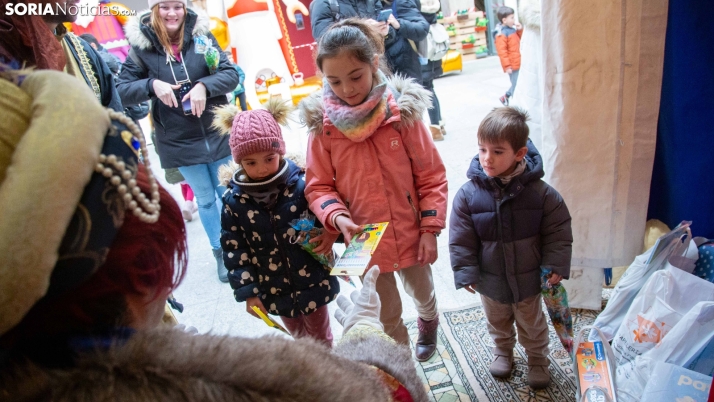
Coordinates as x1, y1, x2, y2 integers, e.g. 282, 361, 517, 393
335, 265, 382, 333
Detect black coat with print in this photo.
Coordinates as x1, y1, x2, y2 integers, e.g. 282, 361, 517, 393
221, 160, 340, 318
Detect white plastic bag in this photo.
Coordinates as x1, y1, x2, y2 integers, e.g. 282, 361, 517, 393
611, 267, 714, 365
615, 301, 714, 402
591, 223, 697, 341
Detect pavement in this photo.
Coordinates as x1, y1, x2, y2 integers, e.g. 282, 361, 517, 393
145, 55, 514, 339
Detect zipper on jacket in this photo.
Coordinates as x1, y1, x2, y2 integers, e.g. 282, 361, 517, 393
407, 191, 420, 223
269, 209, 299, 312
198, 119, 211, 154
494, 188, 514, 300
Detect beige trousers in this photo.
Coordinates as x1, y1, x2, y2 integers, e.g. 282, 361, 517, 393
480, 293, 550, 360
371, 264, 439, 345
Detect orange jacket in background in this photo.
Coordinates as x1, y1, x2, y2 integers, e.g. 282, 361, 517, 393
494, 24, 523, 72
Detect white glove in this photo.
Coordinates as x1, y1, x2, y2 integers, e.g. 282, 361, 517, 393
335, 265, 382, 333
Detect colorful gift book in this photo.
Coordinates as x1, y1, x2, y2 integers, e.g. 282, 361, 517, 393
251, 306, 290, 335
330, 222, 389, 276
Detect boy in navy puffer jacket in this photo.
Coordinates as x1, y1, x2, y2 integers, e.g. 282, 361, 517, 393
215, 100, 340, 347
449, 107, 572, 389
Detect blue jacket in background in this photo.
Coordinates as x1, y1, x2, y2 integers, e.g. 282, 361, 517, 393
310, 0, 382, 40
232, 64, 245, 95
384, 0, 429, 81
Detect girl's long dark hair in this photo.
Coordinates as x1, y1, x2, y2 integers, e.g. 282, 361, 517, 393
315, 18, 391, 76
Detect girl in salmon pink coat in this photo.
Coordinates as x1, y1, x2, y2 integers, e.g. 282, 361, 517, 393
299, 19, 448, 362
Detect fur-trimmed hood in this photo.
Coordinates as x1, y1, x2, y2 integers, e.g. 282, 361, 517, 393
124, 7, 210, 51
298, 75, 432, 136
1, 328, 428, 401
519, 0, 541, 31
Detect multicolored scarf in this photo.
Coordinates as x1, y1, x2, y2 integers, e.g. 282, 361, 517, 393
322, 71, 389, 142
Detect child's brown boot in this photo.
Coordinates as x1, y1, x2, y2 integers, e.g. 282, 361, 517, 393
415, 317, 439, 361
527, 357, 551, 389
429, 125, 444, 141
489, 349, 513, 378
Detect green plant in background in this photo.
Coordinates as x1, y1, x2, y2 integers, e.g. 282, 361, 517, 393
446, 24, 457, 36
476, 17, 488, 27
462, 34, 476, 44
475, 45, 488, 54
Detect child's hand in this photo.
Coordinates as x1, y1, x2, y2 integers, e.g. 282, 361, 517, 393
418, 232, 438, 266
547, 274, 563, 286
335, 215, 362, 246
463, 284, 477, 294
515, 22, 522, 30
310, 230, 339, 255
246, 297, 268, 319
506, 67, 513, 74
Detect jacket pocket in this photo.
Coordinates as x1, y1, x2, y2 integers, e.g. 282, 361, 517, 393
406, 191, 420, 224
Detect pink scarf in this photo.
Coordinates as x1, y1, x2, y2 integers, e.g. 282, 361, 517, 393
322, 72, 389, 142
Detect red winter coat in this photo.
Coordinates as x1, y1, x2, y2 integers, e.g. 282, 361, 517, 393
299, 76, 448, 273
494, 24, 523, 72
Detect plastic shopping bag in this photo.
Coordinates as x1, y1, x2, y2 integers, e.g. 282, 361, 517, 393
611, 266, 714, 366
615, 301, 714, 402
288, 211, 335, 268
590, 222, 696, 341
287, 212, 355, 287
541, 268, 574, 357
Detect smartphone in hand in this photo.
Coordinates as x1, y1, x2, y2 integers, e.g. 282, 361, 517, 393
177, 81, 193, 115
377, 9, 392, 22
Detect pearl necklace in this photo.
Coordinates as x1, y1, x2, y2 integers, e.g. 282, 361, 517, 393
94, 110, 161, 224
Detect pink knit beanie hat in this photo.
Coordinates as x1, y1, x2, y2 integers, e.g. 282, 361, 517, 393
148, 0, 187, 8
229, 109, 286, 162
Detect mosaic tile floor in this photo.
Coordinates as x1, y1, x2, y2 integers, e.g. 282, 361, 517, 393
405, 289, 611, 401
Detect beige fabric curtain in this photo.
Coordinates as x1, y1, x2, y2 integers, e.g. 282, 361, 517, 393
540, 0, 668, 269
